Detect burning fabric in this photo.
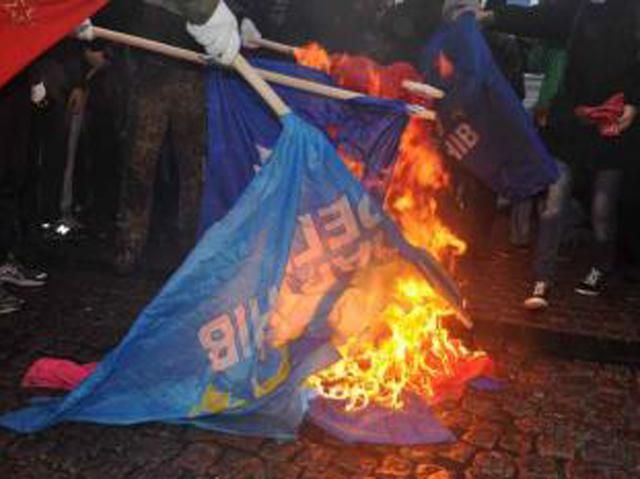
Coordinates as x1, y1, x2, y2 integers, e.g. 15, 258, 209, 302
0, 112, 489, 443
288, 15, 560, 200
1, 26, 497, 444
420, 14, 559, 199
201, 58, 409, 228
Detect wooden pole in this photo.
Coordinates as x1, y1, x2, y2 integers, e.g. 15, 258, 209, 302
249, 37, 297, 56
402, 80, 446, 101
91, 27, 436, 121
250, 37, 446, 100
93, 27, 290, 117
231, 56, 291, 116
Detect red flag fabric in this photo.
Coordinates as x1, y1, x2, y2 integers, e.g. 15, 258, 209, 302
0, 0, 108, 88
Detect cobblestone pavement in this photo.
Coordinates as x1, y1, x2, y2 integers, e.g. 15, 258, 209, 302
0, 249, 639, 478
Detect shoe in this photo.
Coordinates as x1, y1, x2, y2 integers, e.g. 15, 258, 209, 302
575, 267, 604, 296
0, 259, 47, 287
524, 281, 549, 310
0, 286, 23, 315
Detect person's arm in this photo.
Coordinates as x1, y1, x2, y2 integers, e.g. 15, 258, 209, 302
181, 0, 240, 64
174, 0, 221, 25
486, 1, 580, 44
619, 5, 640, 132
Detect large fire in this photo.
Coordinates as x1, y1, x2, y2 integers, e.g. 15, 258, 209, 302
294, 43, 490, 412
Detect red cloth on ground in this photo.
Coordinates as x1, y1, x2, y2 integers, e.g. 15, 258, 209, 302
575, 93, 626, 137
430, 356, 495, 405
22, 358, 97, 391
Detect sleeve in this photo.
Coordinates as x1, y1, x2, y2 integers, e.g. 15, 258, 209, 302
173, 0, 221, 24
623, 5, 640, 107
490, 0, 579, 45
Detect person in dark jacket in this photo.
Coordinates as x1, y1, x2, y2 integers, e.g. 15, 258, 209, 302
0, 72, 49, 315
451, 0, 640, 296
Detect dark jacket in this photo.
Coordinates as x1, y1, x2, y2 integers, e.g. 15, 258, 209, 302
492, 0, 640, 169
379, 0, 444, 64
493, 0, 640, 109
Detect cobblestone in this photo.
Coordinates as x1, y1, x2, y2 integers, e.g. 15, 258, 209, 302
415, 464, 453, 479
462, 422, 502, 449
0, 254, 637, 478
468, 451, 517, 479
375, 455, 413, 477
173, 442, 223, 475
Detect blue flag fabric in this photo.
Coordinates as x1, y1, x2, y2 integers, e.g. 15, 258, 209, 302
201, 58, 409, 230
0, 115, 462, 444
421, 14, 559, 199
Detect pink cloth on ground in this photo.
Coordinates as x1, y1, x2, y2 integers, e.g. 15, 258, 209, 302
21, 359, 98, 391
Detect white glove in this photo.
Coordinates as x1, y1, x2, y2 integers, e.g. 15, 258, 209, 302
186, 0, 240, 65
442, 0, 481, 22
75, 19, 95, 41
31, 82, 46, 104
240, 18, 262, 49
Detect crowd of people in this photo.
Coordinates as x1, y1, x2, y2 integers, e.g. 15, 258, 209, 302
1, 0, 639, 316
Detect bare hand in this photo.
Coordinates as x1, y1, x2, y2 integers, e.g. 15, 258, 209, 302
618, 104, 637, 132
67, 88, 87, 115
84, 49, 107, 70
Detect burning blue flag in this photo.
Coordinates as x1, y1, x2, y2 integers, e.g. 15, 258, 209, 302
201, 58, 409, 229
0, 113, 462, 443
421, 14, 559, 199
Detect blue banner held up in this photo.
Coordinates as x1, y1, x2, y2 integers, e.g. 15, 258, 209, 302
421, 14, 559, 199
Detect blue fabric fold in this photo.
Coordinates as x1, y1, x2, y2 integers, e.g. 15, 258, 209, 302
421, 14, 559, 199
1, 115, 462, 443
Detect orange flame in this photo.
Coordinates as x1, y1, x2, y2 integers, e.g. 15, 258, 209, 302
437, 51, 455, 80
294, 42, 332, 74
308, 263, 489, 411
293, 43, 488, 412
386, 118, 467, 268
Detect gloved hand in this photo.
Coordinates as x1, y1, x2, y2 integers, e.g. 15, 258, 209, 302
187, 0, 240, 65
75, 19, 95, 41
31, 82, 47, 105
442, 0, 481, 21
240, 18, 262, 49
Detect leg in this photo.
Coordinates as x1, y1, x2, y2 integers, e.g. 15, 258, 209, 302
523, 161, 571, 310
169, 70, 206, 253
532, 161, 572, 282
0, 74, 46, 291
591, 169, 623, 273
575, 168, 623, 296
461, 172, 497, 259
510, 198, 534, 247
115, 76, 169, 271
38, 101, 68, 222
0, 74, 31, 263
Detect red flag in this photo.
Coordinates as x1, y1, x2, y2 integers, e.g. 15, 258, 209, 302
0, 0, 108, 88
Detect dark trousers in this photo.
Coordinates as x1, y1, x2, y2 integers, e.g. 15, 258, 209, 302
81, 69, 127, 230
566, 123, 637, 273
117, 66, 205, 260
33, 100, 68, 222
460, 172, 497, 259
532, 161, 572, 281
0, 75, 32, 263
